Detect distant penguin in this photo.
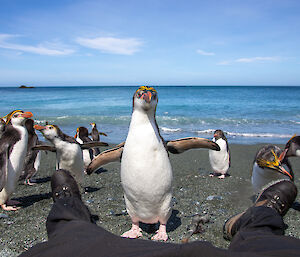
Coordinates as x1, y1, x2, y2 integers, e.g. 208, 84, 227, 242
75, 126, 94, 169
251, 145, 293, 194
34, 124, 85, 184
87, 86, 220, 241
209, 129, 230, 179
90, 123, 107, 156
0, 110, 33, 211
19, 119, 41, 185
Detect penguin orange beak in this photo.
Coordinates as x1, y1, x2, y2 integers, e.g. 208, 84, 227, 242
276, 164, 293, 180
20, 112, 33, 118
142, 91, 152, 103
34, 125, 46, 130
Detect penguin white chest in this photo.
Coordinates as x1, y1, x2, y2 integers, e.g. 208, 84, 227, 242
251, 162, 290, 194
9, 126, 28, 175
209, 138, 229, 174
120, 115, 173, 223
76, 138, 92, 168
55, 141, 84, 183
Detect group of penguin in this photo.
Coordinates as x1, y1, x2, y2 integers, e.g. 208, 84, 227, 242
0, 112, 108, 211
1, 85, 300, 241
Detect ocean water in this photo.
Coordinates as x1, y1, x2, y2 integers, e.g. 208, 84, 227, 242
0, 86, 299, 145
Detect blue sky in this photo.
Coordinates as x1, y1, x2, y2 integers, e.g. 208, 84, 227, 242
0, 0, 299, 86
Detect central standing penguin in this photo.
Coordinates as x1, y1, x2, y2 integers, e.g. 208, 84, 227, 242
121, 86, 172, 241
111, 86, 220, 241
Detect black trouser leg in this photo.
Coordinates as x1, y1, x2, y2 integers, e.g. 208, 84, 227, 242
46, 197, 93, 239
229, 206, 300, 257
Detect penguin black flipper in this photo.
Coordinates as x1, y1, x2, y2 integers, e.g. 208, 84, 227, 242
32, 144, 57, 152
0, 147, 8, 191
166, 137, 220, 154
80, 141, 109, 149
86, 144, 124, 175
0, 126, 22, 191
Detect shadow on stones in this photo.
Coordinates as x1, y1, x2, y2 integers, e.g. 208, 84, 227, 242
292, 201, 300, 212
14, 192, 52, 208
139, 209, 181, 234
95, 168, 108, 174
84, 186, 102, 193
31, 176, 51, 184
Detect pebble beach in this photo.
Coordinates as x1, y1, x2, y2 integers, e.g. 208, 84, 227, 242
1, 143, 300, 256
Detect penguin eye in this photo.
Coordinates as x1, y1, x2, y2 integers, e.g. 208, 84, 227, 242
136, 91, 143, 98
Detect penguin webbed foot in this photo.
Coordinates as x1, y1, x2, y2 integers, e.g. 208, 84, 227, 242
121, 224, 143, 239
151, 224, 168, 241
1, 200, 21, 211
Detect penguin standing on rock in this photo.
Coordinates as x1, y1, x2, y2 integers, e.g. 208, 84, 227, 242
75, 126, 94, 169
34, 124, 85, 184
90, 123, 107, 156
19, 119, 41, 185
34, 124, 108, 184
209, 129, 230, 179
0, 110, 33, 211
87, 86, 220, 241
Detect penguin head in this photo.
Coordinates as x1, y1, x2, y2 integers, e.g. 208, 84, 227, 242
90, 122, 96, 128
256, 146, 293, 179
5, 110, 33, 126
25, 119, 35, 134
281, 135, 300, 159
34, 124, 59, 140
133, 86, 158, 112
75, 126, 89, 139
213, 129, 226, 140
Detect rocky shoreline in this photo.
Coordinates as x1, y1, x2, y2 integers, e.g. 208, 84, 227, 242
1, 144, 300, 256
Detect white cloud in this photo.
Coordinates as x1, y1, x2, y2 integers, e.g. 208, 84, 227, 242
217, 56, 280, 65
76, 36, 143, 55
196, 49, 215, 56
0, 34, 74, 56
235, 56, 279, 63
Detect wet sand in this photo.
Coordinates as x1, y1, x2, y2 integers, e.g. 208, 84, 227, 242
1, 144, 300, 256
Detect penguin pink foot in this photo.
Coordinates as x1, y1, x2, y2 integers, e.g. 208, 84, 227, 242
151, 224, 168, 241
1, 202, 20, 211
24, 179, 36, 186
218, 174, 226, 179
121, 223, 142, 238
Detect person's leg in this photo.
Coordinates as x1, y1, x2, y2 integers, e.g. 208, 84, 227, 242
20, 169, 229, 257
224, 179, 300, 257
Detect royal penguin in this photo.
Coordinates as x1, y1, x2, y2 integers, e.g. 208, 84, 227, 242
87, 86, 220, 241
209, 129, 230, 179
251, 144, 293, 194
75, 126, 94, 169
34, 124, 85, 184
90, 122, 107, 156
0, 110, 33, 210
19, 119, 41, 185
34, 124, 108, 184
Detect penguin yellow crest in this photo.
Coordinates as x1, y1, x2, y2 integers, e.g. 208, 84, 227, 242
257, 150, 280, 169
136, 86, 157, 93
4, 110, 23, 124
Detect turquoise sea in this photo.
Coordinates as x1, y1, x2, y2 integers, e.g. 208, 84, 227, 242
0, 86, 299, 144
